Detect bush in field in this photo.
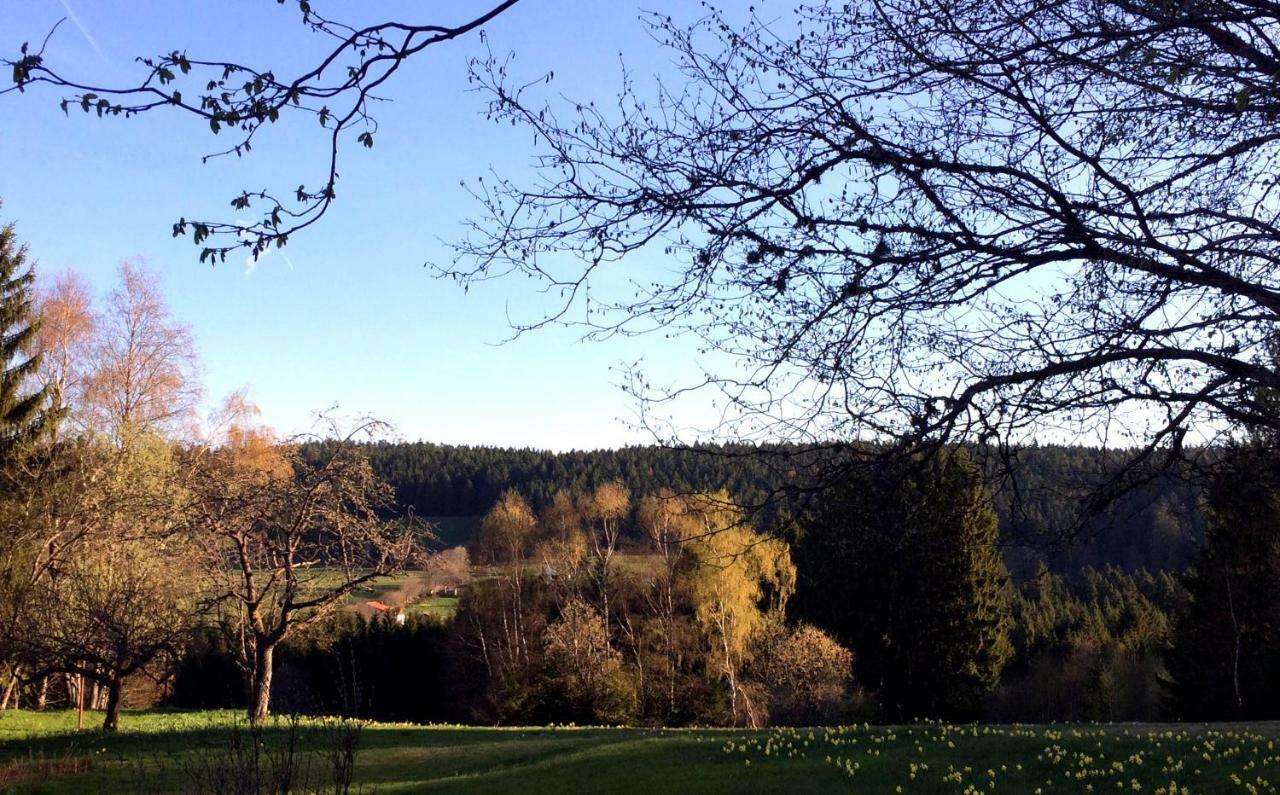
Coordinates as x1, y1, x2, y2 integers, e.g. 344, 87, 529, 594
159, 714, 363, 795
757, 622, 856, 726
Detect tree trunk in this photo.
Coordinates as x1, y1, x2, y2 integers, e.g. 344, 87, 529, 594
102, 677, 123, 733
36, 676, 49, 710
1, 664, 22, 709
249, 643, 274, 724
74, 674, 85, 730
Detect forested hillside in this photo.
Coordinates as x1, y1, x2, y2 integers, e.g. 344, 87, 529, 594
362, 442, 1205, 577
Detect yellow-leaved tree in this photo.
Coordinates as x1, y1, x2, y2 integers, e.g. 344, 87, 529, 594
683, 492, 795, 727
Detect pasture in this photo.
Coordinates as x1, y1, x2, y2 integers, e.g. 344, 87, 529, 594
2, 710, 1277, 793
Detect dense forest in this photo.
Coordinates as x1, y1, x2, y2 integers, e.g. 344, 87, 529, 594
363, 441, 1205, 577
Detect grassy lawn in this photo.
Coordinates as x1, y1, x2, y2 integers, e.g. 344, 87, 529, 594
3, 710, 1279, 793
407, 596, 459, 619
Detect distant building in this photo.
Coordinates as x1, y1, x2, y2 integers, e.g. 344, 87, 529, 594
367, 600, 406, 625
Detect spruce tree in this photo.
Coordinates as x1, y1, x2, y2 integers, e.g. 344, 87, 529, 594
1165, 445, 1280, 720
0, 219, 50, 473
794, 449, 1013, 720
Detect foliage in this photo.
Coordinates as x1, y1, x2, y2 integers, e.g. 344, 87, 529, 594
991, 565, 1184, 722
541, 599, 634, 725
755, 621, 856, 726
0, 215, 53, 717
684, 493, 795, 727
5, 428, 195, 730
795, 451, 1013, 720
1166, 444, 1280, 720
0, 216, 51, 470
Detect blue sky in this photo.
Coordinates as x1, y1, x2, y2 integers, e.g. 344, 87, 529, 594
0, 0, 720, 450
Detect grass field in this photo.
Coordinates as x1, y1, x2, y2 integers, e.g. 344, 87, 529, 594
2, 710, 1278, 793
406, 596, 459, 619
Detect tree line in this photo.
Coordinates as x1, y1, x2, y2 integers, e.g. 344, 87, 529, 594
172, 443, 1280, 726
360, 440, 1206, 577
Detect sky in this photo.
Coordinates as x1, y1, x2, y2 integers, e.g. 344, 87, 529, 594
0, 0, 724, 450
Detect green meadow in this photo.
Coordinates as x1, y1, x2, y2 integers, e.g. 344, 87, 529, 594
2, 710, 1278, 793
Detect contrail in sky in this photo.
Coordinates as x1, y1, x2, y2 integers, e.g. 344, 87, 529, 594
57, 0, 103, 57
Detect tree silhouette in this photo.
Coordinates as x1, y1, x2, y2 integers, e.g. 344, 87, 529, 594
445, 0, 1280, 503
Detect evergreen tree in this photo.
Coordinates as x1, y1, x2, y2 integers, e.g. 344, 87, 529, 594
0, 218, 51, 477
0, 216, 54, 713
1166, 445, 1280, 720
794, 450, 1013, 720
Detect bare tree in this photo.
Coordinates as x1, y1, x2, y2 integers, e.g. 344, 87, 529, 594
636, 489, 697, 719
582, 481, 630, 640
33, 269, 94, 427
188, 413, 421, 723
4, 2, 521, 262
445, 0, 1280, 510
81, 263, 200, 443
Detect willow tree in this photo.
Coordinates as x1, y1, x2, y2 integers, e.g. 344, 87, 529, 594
683, 492, 795, 727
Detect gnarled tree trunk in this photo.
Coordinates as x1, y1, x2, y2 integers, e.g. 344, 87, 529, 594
102, 676, 123, 732
249, 643, 274, 724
